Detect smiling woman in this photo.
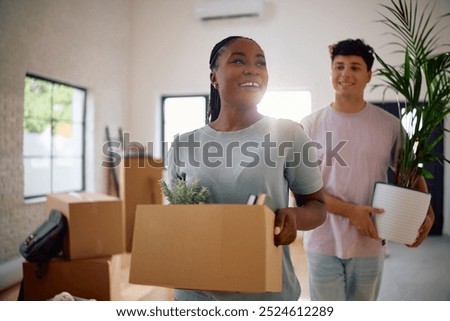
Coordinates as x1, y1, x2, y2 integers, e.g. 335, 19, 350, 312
163, 36, 326, 301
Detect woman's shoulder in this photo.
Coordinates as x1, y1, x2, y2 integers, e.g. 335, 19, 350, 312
173, 126, 207, 142
263, 116, 310, 141
264, 116, 301, 133
265, 116, 300, 128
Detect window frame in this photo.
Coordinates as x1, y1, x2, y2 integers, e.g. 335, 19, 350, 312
160, 94, 208, 164
23, 73, 87, 200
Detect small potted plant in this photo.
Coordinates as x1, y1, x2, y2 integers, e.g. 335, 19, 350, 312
159, 178, 209, 204
371, 0, 450, 244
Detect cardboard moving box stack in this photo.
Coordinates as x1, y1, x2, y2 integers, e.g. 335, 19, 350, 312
21, 192, 153, 300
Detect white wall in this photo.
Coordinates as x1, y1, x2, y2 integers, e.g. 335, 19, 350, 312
0, 0, 130, 264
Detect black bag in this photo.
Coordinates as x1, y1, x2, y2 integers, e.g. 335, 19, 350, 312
18, 209, 68, 300
20, 209, 68, 264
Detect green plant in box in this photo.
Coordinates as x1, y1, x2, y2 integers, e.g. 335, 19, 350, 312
160, 178, 209, 204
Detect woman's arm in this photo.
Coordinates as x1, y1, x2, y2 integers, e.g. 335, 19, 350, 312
274, 188, 327, 246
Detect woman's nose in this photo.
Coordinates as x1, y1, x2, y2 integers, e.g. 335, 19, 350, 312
244, 64, 260, 75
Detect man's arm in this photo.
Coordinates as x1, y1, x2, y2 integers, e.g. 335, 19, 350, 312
323, 192, 383, 239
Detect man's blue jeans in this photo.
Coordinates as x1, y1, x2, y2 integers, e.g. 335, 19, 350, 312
307, 252, 384, 301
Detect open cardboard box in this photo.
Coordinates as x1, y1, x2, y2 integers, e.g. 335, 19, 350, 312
46, 192, 125, 260
129, 204, 282, 293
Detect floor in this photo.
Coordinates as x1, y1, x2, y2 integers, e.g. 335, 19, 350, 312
378, 235, 450, 300
1, 235, 449, 301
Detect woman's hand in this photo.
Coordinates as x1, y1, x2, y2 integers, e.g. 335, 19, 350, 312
274, 208, 298, 246
274, 189, 326, 246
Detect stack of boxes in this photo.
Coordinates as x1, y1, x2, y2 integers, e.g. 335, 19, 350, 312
21, 153, 284, 297
21, 155, 164, 300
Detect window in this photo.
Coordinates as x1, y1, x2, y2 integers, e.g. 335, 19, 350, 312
161, 95, 208, 161
23, 74, 86, 199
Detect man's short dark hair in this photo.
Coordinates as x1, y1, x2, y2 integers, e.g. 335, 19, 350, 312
330, 39, 375, 71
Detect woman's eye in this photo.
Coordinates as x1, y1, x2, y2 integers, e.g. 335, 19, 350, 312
232, 59, 245, 64
257, 61, 267, 67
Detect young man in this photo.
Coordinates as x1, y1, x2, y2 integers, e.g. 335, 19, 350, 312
301, 39, 434, 300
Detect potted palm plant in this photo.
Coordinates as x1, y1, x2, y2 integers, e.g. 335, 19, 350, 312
371, 0, 450, 244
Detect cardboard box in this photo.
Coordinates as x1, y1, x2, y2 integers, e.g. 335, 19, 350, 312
22, 255, 121, 300
22, 254, 156, 301
129, 204, 282, 293
46, 192, 125, 260
120, 155, 163, 252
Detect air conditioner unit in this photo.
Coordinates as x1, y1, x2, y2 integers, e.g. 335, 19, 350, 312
194, 0, 265, 21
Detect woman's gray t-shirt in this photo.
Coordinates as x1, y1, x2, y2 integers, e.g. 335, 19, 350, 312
167, 116, 323, 300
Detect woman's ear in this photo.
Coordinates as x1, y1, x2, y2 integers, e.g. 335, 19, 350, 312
210, 72, 217, 87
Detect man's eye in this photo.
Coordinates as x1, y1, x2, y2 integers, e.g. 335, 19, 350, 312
232, 59, 245, 64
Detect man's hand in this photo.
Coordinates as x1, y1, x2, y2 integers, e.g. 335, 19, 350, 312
407, 206, 435, 248
347, 204, 384, 239
407, 176, 435, 248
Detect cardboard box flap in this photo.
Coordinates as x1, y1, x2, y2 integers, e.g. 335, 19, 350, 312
129, 204, 282, 293
49, 192, 120, 204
